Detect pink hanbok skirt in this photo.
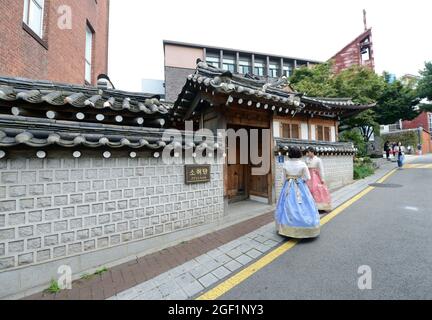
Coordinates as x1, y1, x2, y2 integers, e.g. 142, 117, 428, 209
306, 168, 332, 212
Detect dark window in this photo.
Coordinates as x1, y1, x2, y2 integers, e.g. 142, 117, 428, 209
324, 127, 331, 141
206, 56, 220, 68
316, 125, 332, 141
283, 64, 293, 77
282, 123, 300, 139
269, 64, 279, 78
223, 58, 235, 72
316, 125, 324, 141
254, 61, 265, 76
238, 59, 251, 74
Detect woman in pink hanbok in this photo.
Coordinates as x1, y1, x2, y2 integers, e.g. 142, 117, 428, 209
305, 147, 332, 212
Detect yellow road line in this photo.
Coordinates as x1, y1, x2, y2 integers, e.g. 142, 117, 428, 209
196, 169, 398, 301
404, 164, 432, 169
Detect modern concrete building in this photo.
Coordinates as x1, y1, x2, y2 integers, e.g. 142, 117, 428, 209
163, 40, 322, 103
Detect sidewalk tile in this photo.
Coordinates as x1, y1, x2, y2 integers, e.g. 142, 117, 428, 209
225, 260, 242, 272
158, 281, 181, 298
198, 273, 219, 288
236, 254, 253, 266
212, 266, 231, 280
226, 249, 243, 259
246, 249, 262, 259
190, 265, 212, 279
183, 281, 205, 297
166, 290, 188, 300
214, 253, 231, 264
174, 272, 196, 287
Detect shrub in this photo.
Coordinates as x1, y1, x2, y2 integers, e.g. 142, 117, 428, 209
354, 163, 375, 180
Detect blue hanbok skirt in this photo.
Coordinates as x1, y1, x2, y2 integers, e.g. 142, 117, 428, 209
275, 178, 321, 239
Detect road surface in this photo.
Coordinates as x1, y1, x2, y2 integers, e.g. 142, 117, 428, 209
220, 154, 432, 300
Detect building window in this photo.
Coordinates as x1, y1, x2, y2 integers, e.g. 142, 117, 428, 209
223, 58, 235, 73
283, 65, 293, 77
23, 0, 45, 38
316, 125, 332, 142
206, 56, 220, 68
269, 64, 279, 78
254, 62, 265, 77
85, 25, 94, 84
238, 59, 252, 74
282, 123, 300, 139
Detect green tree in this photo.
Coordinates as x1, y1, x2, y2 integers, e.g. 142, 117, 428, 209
290, 63, 385, 142
289, 62, 337, 97
339, 130, 367, 157
290, 63, 421, 142
374, 80, 419, 125
417, 62, 432, 100
332, 65, 386, 104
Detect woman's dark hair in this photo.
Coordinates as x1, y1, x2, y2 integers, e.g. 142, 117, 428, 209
288, 147, 303, 159
306, 147, 316, 154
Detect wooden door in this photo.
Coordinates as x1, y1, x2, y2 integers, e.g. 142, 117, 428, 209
227, 144, 248, 203
248, 129, 268, 198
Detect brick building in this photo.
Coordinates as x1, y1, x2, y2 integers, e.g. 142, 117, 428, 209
0, 0, 110, 85
402, 112, 432, 133
402, 112, 432, 153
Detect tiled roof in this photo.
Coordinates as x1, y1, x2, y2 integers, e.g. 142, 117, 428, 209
275, 138, 357, 155
0, 115, 220, 151
0, 77, 223, 152
0, 76, 172, 116
174, 62, 375, 119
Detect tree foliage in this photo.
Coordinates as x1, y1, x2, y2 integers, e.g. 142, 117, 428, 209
374, 80, 419, 125
417, 62, 432, 100
289, 62, 420, 142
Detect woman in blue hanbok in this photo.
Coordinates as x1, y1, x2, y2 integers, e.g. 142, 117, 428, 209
275, 147, 320, 239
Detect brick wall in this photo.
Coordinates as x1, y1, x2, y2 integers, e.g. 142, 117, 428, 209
275, 155, 354, 203
0, 151, 224, 277
165, 66, 196, 103
0, 0, 109, 85
422, 131, 432, 154
402, 112, 431, 133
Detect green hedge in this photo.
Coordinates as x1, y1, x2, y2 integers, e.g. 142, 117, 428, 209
380, 130, 420, 149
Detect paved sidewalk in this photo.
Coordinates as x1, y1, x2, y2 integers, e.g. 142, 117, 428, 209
23, 210, 274, 300
107, 160, 401, 300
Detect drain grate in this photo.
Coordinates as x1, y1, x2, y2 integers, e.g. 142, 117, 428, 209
369, 183, 403, 188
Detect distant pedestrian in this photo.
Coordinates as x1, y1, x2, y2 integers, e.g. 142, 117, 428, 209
395, 142, 405, 169
384, 141, 390, 160
391, 142, 397, 161
275, 147, 320, 239
305, 147, 332, 212
417, 143, 423, 156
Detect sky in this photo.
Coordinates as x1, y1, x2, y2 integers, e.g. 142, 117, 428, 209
108, 0, 431, 92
